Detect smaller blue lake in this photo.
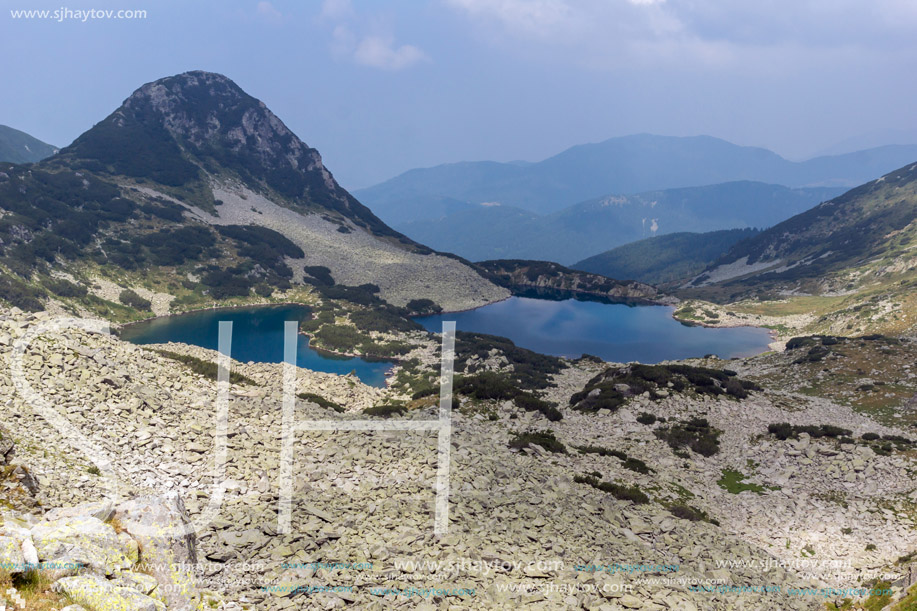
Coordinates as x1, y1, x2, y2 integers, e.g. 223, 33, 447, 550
119, 304, 395, 387
416, 296, 772, 363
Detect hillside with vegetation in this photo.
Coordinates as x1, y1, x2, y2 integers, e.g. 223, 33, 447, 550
676, 162, 917, 338
0, 71, 507, 318
0, 124, 57, 164
574, 228, 760, 285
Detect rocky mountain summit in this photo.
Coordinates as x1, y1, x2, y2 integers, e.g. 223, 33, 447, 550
3, 305, 917, 610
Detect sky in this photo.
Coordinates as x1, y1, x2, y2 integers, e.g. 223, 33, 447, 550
2, 0, 917, 189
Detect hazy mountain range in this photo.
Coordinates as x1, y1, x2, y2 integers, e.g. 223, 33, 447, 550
0, 124, 57, 164
357, 134, 917, 223
395, 182, 844, 264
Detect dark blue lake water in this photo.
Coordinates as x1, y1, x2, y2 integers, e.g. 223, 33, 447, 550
416, 296, 772, 363
119, 304, 395, 387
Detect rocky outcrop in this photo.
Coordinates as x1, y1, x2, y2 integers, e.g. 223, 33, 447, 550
1, 496, 206, 611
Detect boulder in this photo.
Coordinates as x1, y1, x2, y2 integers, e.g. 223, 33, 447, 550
0, 535, 26, 572
30, 515, 133, 575
113, 494, 202, 611
53, 575, 167, 611
44, 501, 115, 523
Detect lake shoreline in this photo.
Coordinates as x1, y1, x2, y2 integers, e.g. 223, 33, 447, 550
119, 302, 397, 388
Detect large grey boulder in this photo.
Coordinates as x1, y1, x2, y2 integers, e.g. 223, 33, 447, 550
53, 575, 167, 611
113, 494, 202, 611
30, 515, 134, 575
0, 535, 26, 572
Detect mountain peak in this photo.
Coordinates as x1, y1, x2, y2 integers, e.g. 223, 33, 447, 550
60, 70, 341, 202
120, 71, 315, 172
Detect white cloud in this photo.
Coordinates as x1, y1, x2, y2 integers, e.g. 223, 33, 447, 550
256, 1, 283, 23
321, 0, 353, 20
320, 2, 430, 70
353, 36, 431, 70
445, 0, 574, 37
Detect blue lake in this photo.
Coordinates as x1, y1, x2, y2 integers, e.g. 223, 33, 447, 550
416, 296, 772, 363
119, 304, 395, 387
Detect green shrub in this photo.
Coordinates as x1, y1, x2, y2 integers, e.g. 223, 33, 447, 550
767, 423, 853, 441
406, 298, 443, 315
303, 265, 335, 287
669, 504, 706, 522
655, 417, 721, 457
514, 392, 563, 421
509, 429, 566, 453
45, 278, 87, 298
118, 288, 151, 310
363, 404, 406, 418
574, 474, 649, 504
570, 363, 759, 413
455, 331, 563, 391
152, 350, 258, 385
297, 392, 344, 413
455, 372, 520, 401
637, 412, 657, 425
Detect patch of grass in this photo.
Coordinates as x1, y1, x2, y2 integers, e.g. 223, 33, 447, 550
152, 349, 258, 386
717, 469, 768, 494
297, 392, 344, 413
862, 581, 893, 611
0, 569, 69, 611
509, 429, 567, 453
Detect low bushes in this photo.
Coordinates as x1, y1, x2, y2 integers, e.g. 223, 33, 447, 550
363, 404, 406, 418
570, 363, 760, 413
118, 288, 151, 310
152, 350, 257, 386
573, 445, 654, 474
654, 417, 721, 457
297, 392, 344, 413
767, 423, 852, 441
574, 474, 649, 504
509, 429, 567, 453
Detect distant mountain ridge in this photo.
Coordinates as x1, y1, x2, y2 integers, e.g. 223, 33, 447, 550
0, 125, 57, 164
357, 134, 917, 223
395, 181, 844, 265
574, 229, 760, 286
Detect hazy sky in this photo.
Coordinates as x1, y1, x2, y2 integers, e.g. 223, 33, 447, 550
3, 0, 917, 188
